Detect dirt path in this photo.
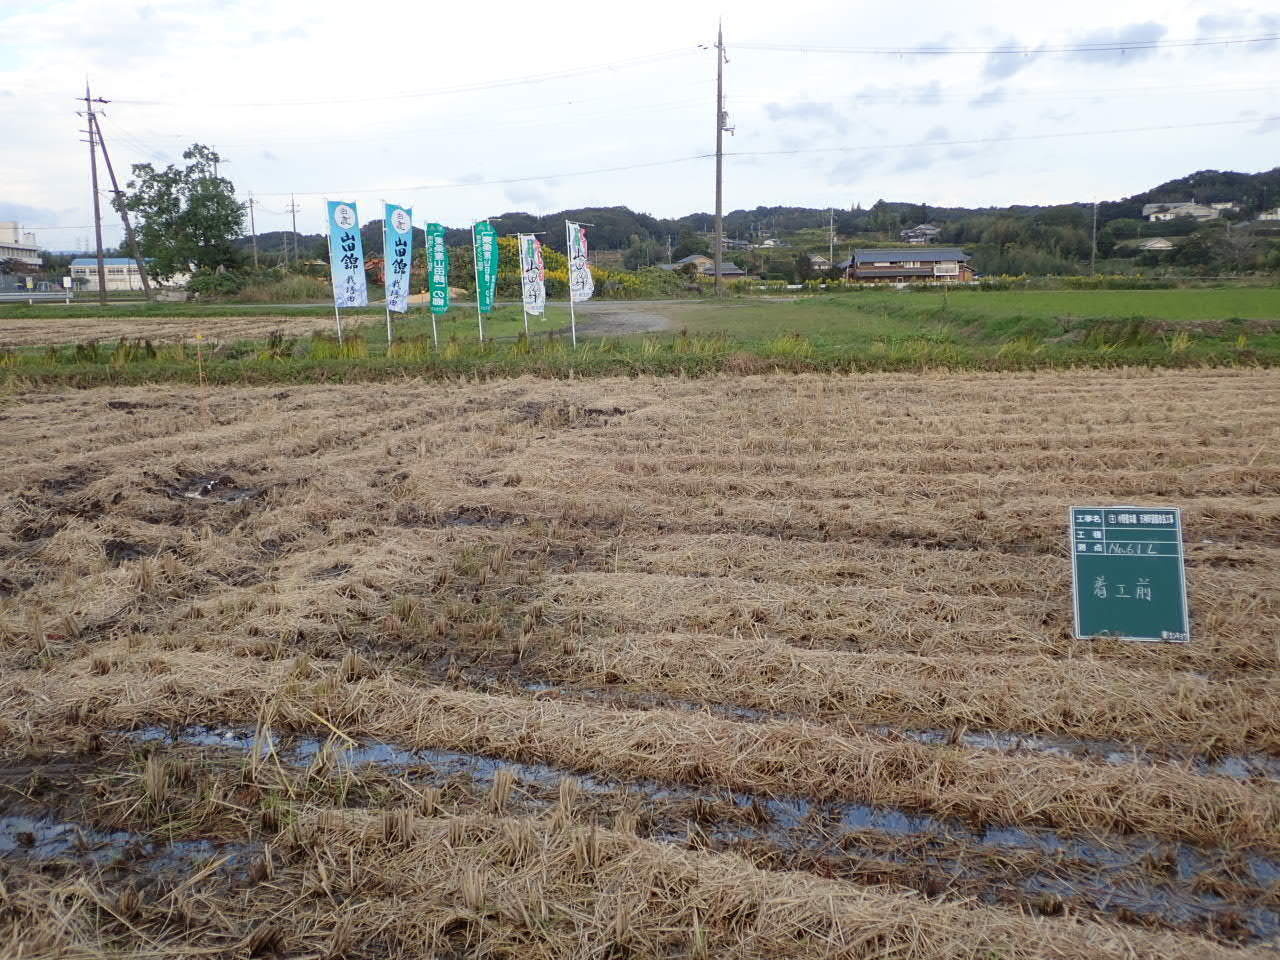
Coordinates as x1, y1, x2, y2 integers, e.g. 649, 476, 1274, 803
572, 300, 689, 336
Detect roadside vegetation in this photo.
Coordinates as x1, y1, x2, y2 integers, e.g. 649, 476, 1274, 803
1, 287, 1276, 389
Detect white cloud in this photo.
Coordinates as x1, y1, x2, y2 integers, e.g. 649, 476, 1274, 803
1, 0, 1278, 248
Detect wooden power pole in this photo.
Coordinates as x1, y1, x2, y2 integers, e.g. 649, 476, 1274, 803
248, 193, 259, 269
713, 21, 726, 296
79, 83, 108, 306
92, 111, 152, 301
287, 195, 301, 267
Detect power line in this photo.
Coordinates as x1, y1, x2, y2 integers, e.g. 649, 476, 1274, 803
251, 153, 715, 198
111, 48, 699, 108
95, 93, 712, 152
734, 33, 1280, 56
242, 113, 1278, 202
726, 115, 1280, 158
732, 82, 1280, 107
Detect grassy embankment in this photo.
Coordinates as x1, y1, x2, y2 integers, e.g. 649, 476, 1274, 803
1, 287, 1277, 388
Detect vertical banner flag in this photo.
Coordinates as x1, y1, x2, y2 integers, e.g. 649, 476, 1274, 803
566, 221, 594, 303
327, 201, 368, 308
427, 223, 450, 314
383, 203, 413, 313
518, 233, 546, 316
473, 221, 499, 314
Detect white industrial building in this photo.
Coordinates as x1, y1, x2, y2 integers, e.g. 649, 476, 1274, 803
0, 222, 43, 266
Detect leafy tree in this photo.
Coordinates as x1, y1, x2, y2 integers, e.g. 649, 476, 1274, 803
622, 234, 661, 269
1171, 233, 1214, 269
794, 254, 813, 281
118, 143, 245, 280
671, 230, 709, 260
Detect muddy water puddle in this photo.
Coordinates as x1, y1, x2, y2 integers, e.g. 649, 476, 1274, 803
164, 473, 264, 503
521, 681, 1280, 781
126, 724, 1280, 944
0, 813, 254, 874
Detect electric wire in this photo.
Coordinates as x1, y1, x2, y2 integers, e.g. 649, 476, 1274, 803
733, 33, 1280, 55
110, 48, 698, 108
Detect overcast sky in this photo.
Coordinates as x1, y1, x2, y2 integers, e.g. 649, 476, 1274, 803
2, 0, 1278, 250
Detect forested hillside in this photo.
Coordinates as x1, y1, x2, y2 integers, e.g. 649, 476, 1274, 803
234, 166, 1280, 277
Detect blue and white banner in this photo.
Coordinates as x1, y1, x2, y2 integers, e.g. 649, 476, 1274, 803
383, 203, 412, 314
327, 200, 368, 308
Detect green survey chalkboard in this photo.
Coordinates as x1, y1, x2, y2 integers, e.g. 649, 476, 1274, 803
1070, 507, 1190, 642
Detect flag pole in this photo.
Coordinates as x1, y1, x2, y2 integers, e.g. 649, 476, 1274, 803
383, 201, 393, 346
472, 221, 485, 342
519, 234, 530, 338
566, 221, 576, 348
326, 199, 344, 345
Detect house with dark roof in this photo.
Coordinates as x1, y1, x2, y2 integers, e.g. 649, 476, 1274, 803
657, 254, 747, 277
900, 223, 942, 245
842, 248, 973, 284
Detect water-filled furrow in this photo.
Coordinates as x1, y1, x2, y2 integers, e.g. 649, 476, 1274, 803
0, 813, 255, 872
125, 725, 1280, 944
520, 681, 1280, 781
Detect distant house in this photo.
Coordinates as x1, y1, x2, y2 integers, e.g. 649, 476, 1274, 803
1257, 208, 1280, 221
69, 257, 191, 291
759, 238, 782, 248
808, 254, 831, 272
658, 254, 747, 277
1137, 237, 1174, 251
842, 248, 973, 284
1141, 202, 1220, 223
900, 223, 942, 245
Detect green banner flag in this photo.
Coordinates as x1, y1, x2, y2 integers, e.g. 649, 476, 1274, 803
426, 223, 450, 315
473, 221, 499, 314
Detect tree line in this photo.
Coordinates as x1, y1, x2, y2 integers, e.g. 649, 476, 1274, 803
105, 144, 1280, 289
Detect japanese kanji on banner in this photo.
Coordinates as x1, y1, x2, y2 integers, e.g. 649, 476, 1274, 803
326, 200, 368, 308
473, 221, 499, 314
518, 233, 546, 316
566, 220, 594, 303
383, 203, 412, 314
426, 223, 450, 314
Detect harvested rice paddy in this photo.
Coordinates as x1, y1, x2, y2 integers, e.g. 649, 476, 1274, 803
2, 367, 1278, 957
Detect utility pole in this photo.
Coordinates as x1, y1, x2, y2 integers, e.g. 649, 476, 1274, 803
286, 194, 300, 267
713, 20, 727, 296
828, 207, 835, 268
78, 83, 108, 306
1090, 200, 1099, 274
91, 112, 152, 301
247, 193, 259, 269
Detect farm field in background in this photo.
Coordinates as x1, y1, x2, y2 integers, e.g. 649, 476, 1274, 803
669, 286, 1280, 344
2, 368, 1278, 956
2, 286, 1279, 387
